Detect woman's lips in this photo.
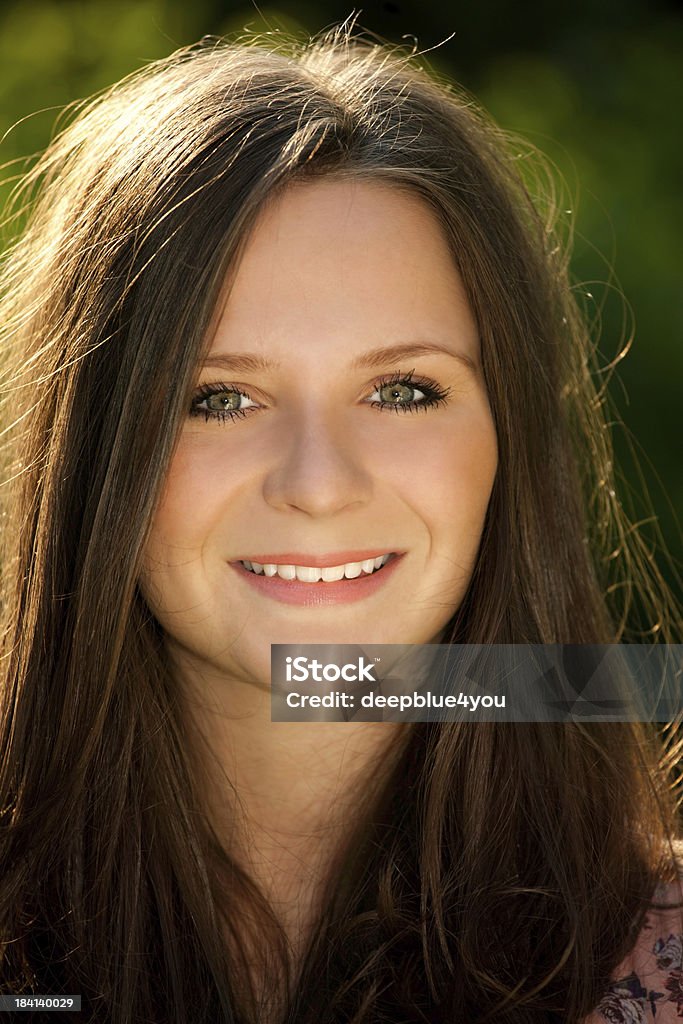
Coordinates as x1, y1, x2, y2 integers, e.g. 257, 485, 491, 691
228, 553, 404, 606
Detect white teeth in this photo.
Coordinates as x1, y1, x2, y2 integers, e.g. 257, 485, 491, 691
296, 565, 322, 582
239, 553, 394, 582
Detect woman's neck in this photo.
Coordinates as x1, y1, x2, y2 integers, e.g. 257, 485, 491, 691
172, 641, 407, 927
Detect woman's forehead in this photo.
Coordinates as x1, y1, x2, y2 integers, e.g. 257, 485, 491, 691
204, 177, 479, 366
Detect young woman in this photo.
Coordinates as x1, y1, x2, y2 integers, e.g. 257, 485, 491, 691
0, 24, 681, 1024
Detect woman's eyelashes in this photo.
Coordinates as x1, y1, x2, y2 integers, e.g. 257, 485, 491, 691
188, 370, 452, 425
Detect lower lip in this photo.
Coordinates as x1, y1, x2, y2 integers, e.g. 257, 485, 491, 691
229, 554, 404, 606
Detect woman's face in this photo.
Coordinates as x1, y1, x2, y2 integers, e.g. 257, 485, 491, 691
139, 178, 498, 687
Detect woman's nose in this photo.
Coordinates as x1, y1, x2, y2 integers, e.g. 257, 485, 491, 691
261, 410, 373, 517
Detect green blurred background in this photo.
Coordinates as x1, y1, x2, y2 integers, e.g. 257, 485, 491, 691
0, 0, 680, 605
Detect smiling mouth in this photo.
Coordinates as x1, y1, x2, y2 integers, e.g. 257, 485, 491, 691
237, 552, 397, 582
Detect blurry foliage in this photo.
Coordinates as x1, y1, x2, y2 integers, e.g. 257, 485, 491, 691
0, 0, 680, 602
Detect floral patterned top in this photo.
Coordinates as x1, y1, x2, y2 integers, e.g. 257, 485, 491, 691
586, 874, 683, 1023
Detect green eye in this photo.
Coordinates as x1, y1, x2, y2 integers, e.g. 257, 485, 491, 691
204, 390, 243, 412
368, 372, 451, 414
189, 384, 258, 423
377, 382, 424, 405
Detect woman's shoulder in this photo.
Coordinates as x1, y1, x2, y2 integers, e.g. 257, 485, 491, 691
587, 844, 683, 1023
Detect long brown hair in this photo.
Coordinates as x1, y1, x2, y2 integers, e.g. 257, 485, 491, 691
0, 23, 680, 1024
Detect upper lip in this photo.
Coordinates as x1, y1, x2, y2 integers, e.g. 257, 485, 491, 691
232, 550, 400, 568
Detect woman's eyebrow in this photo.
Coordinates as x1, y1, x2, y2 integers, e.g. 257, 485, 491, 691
202, 353, 276, 373
202, 343, 477, 374
351, 343, 477, 373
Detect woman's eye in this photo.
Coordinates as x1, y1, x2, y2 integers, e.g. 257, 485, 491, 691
371, 381, 426, 406
202, 390, 251, 413
367, 373, 451, 414
189, 385, 258, 423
